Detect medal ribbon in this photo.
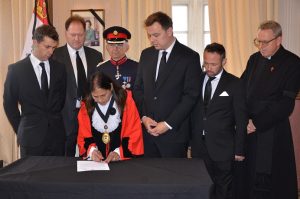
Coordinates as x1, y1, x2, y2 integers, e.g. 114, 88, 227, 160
95, 97, 115, 123
106, 145, 110, 157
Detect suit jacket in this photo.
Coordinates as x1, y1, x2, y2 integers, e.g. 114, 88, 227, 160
3, 56, 67, 147
191, 70, 247, 161
134, 40, 202, 145
52, 45, 103, 137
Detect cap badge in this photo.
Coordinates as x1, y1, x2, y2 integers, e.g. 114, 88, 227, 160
113, 30, 118, 36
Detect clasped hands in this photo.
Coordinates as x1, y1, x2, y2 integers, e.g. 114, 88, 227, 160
247, 119, 256, 134
91, 150, 120, 163
142, 116, 169, 136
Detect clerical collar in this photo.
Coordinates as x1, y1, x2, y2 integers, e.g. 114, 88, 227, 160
110, 56, 127, 66
264, 45, 284, 60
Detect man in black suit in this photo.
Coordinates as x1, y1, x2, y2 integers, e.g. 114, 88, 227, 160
133, 11, 201, 157
191, 43, 247, 199
3, 25, 67, 157
53, 15, 103, 156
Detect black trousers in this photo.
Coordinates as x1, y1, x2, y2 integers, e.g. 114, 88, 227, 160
64, 108, 80, 157
65, 134, 77, 157
143, 133, 188, 158
248, 173, 272, 199
20, 137, 65, 158
203, 156, 233, 199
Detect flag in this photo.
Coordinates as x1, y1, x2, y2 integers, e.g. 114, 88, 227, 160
21, 0, 50, 59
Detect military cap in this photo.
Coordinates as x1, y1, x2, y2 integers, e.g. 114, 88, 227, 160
103, 26, 131, 44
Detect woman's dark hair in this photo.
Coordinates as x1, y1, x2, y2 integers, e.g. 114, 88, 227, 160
85, 71, 127, 117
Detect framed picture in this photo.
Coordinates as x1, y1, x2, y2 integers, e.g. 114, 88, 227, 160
71, 9, 105, 55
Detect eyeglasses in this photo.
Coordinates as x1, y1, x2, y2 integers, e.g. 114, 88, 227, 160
253, 37, 278, 47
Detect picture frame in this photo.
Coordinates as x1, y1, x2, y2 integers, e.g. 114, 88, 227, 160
71, 9, 105, 55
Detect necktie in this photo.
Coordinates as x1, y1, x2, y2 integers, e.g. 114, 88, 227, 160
203, 76, 216, 109
39, 62, 48, 97
76, 51, 88, 99
156, 51, 167, 80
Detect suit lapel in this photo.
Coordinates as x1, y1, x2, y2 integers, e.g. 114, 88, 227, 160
84, 47, 94, 77
25, 57, 48, 105
151, 50, 159, 88
155, 41, 181, 90
61, 45, 78, 101
48, 59, 56, 103
24, 57, 41, 90
200, 74, 206, 102
210, 70, 229, 105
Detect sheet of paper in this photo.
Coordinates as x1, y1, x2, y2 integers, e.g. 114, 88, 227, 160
77, 160, 110, 172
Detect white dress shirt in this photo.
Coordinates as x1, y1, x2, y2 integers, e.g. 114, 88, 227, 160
67, 44, 88, 85
155, 39, 176, 80
30, 54, 50, 89
202, 69, 224, 100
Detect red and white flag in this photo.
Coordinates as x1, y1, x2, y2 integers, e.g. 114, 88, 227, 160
21, 0, 49, 59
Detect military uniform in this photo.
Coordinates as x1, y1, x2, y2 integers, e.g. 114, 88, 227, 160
97, 57, 137, 90
98, 26, 138, 90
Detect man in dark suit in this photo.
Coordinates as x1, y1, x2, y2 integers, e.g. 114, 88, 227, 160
3, 25, 67, 157
191, 43, 247, 199
53, 15, 103, 156
133, 11, 202, 157
241, 20, 300, 199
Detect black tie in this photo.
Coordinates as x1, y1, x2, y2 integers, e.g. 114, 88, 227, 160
203, 76, 216, 109
76, 51, 88, 99
39, 62, 48, 97
157, 51, 167, 80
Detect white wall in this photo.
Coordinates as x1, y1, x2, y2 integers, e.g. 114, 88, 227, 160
278, 0, 300, 56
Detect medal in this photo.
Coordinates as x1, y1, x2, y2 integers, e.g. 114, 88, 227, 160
111, 57, 127, 80
122, 76, 132, 89
102, 132, 110, 144
115, 66, 121, 80
94, 98, 119, 145
102, 125, 110, 144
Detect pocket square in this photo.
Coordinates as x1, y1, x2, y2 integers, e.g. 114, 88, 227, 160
219, 91, 229, 96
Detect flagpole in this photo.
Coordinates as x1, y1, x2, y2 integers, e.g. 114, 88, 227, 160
32, 0, 38, 36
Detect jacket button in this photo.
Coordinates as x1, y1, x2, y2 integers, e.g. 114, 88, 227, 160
203, 117, 207, 121
154, 97, 157, 100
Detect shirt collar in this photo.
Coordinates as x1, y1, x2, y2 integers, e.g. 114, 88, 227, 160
30, 54, 49, 68
205, 69, 223, 80
160, 38, 176, 55
67, 43, 84, 56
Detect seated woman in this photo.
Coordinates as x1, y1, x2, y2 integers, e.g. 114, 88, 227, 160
77, 71, 143, 163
